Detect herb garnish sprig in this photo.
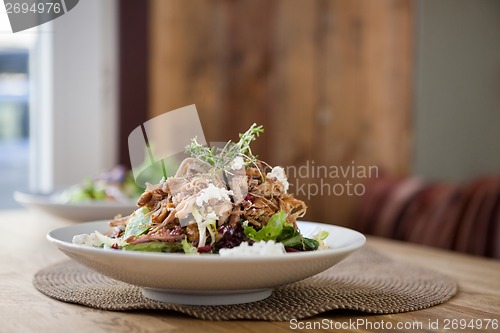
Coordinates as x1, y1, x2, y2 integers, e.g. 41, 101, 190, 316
185, 123, 264, 172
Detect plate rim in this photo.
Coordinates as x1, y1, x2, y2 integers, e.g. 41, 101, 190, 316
47, 220, 366, 262
14, 190, 138, 208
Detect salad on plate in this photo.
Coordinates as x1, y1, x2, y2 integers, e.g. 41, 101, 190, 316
73, 124, 328, 255
54, 166, 143, 204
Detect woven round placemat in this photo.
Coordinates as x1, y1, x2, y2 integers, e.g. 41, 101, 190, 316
33, 247, 457, 321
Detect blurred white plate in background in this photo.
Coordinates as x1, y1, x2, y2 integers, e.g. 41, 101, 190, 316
14, 191, 137, 222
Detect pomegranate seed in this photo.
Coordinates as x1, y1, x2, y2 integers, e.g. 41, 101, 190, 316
244, 194, 254, 203
197, 245, 212, 253
285, 247, 300, 253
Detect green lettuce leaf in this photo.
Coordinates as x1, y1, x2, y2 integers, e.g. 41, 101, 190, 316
244, 210, 288, 241
243, 210, 322, 251
123, 206, 152, 239
124, 241, 183, 252
182, 237, 198, 254
279, 228, 319, 251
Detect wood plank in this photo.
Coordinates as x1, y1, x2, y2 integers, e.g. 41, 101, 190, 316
313, 0, 414, 225
269, 0, 320, 218
219, 0, 275, 156
149, 0, 225, 143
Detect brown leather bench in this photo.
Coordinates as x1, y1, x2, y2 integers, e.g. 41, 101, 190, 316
352, 176, 500, 259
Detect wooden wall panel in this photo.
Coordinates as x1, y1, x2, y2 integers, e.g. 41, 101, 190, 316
314, 0, 414, 223
272, 0, 318, 165
149, 0, 414, 226
271, 0, 322, 220
220, 0, 275, 156
149, 0, 226, 139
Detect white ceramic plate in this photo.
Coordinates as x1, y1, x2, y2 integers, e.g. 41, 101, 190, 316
14, 191, 137, 222
47, 221, 365, 305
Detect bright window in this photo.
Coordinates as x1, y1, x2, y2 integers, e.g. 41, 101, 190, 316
0, 0, 118, 209
0, 11, 36, 208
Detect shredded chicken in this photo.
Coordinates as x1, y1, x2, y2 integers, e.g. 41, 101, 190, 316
114, 157, 306, 247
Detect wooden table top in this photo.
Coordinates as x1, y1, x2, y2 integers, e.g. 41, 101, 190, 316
1, 209, 499, 333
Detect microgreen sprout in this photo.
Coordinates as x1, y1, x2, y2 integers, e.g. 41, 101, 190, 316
185, 124, 264, 172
